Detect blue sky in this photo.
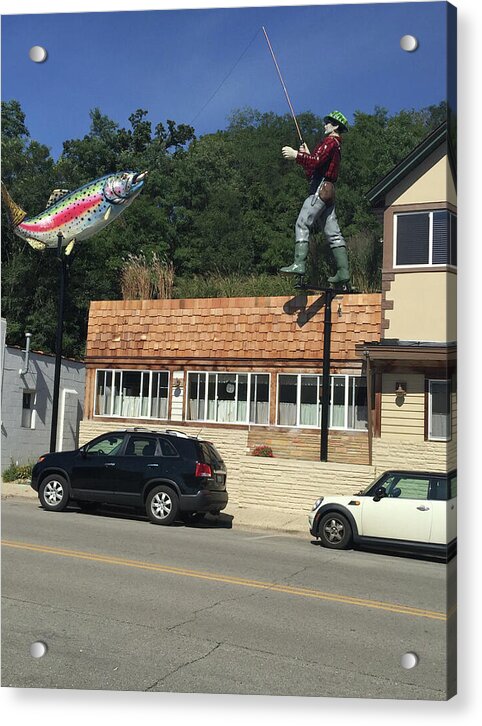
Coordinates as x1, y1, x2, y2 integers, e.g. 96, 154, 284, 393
2, 2, 450, 159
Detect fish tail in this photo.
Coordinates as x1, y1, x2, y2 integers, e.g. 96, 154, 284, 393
1, 181, 27, 227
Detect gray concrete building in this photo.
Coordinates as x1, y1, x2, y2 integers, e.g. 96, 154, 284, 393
1, 322, 85, 472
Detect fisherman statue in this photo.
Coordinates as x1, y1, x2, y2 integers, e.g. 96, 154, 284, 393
280, 110, 350, 288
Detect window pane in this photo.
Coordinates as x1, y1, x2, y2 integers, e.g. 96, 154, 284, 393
159, 438, 179, 457
187, 373, 206, 421
21, 392, 33, 428
87, 434, 125, 456
96, 370, 113, 415
237, 374, 248, 422
125, 436, 157, 456
430, 478, 448, 501
113, 371, 122, 415
331, 377, 345, 427
450, 213, 457, 266
250, 374, 269, 424
430, 380, 451, 439
121, 371, 141, 417
300, 376, 319, 426
95, 371, 105, 415
150, 372, 169, 419
396, 213, 429, 265
278, 375, 297, 426
449, 473, 457, 499
348, 377, 368, 430
432, 211, 449, 264
207, 374, 216, 420
140, 372, 150, 416
216, 374, 236, 423
388, 476, 430, 500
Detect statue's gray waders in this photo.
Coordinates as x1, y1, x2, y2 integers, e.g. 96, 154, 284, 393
280, 183, 349, 283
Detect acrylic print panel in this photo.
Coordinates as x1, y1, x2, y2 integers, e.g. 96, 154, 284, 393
1, 0, 456, 703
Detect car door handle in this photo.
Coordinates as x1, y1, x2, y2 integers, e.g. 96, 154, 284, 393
147, 463, 159, 467
416, 505, 430, 511
104, 462, 116, 467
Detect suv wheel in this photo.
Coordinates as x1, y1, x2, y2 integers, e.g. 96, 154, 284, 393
318, 512, 352, 549
39, 475, 70, 512
146, 485, 179, 525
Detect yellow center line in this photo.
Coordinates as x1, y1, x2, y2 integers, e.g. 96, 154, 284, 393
2, 539, 450, 621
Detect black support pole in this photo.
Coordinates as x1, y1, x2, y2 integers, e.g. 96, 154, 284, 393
320, 289, 335, 461
49, 233, 66, 452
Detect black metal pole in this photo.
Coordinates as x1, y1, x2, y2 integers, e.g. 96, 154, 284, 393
49, 232, 66, 452
320, 290, 334, 461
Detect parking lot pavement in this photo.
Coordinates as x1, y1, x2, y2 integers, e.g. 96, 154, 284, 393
1, 480, 310, 536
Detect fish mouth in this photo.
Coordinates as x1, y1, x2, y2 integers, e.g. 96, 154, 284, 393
132, 171, 148, 189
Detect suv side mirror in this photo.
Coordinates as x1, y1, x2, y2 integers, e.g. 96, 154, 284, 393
373, 487, 386, 502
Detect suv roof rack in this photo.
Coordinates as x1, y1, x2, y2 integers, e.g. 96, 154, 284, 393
123, 426, 192, 439
162, 429, 190, 438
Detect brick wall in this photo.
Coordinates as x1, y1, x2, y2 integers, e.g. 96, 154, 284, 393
247, 427, 369, 464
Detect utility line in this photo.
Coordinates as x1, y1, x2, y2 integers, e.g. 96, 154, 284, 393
190, 27, 261, 127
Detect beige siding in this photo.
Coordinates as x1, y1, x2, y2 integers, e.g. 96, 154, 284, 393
385, 272, 456, 342
381, 373, 425, 438
388, 154, 456, 207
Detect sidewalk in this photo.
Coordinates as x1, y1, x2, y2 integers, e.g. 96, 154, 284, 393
1, 480, 310, 537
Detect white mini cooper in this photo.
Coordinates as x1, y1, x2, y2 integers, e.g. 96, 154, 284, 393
308, 470, 456, 560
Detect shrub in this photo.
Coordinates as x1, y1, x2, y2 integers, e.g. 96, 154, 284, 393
251, 445, 274, 458
2, 460, 33, 482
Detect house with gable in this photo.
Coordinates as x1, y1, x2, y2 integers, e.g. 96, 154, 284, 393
359, 120, 456, 472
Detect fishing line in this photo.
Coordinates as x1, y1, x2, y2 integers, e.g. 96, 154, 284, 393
190, 27, 261, 126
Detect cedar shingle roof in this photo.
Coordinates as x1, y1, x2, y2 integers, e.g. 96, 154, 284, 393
85, 294, 381, 363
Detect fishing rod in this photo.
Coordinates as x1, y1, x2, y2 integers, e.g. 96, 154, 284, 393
262, 26, 304, 146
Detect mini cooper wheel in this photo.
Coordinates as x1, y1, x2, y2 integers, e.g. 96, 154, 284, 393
318, 512, 353, 549
39, 475, 70, 512
146, 486, 179, 525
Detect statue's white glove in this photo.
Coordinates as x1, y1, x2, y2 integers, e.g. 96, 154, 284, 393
282, 146, 298, 160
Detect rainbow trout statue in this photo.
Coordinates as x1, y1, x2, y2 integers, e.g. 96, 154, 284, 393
1, 170, 148, 255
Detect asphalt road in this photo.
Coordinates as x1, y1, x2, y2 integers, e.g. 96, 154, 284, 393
1, 497, 456, 699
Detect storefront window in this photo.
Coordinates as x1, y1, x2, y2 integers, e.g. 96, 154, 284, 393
187, 372, 270, 424
94, 370, 169, 419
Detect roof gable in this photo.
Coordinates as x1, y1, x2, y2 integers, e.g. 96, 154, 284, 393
367, 121, 456, 208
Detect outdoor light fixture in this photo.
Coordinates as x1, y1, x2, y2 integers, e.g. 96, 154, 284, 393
395, 382, 407, 397
226, 382, 235, 394
337, 304, 342, 318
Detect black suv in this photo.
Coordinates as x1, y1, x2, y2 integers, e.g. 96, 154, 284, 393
31, 428, 228, 525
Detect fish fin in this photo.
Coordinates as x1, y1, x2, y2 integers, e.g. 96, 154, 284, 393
104, 206, 112, 221
1, 181, 27, 227
26, 238, 48, 251
64, 239, 76, 256
45, 189, 70, 208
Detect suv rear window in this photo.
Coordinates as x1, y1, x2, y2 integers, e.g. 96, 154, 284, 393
199, 442, 224, 468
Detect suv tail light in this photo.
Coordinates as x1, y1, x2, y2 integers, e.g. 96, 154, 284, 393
195, 462, 212, 478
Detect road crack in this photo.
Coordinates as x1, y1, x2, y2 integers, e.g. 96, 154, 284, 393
144, 642, 221, 691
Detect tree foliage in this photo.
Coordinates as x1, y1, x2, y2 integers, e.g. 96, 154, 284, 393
1, 99, 448, 357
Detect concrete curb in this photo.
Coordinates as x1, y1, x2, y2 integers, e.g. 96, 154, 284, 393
1, 480, 311, 537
